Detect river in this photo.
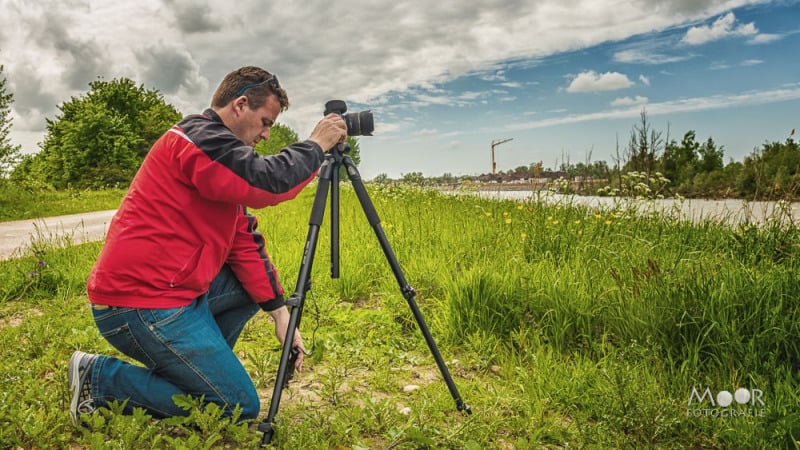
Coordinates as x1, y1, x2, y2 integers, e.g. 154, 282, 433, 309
451, 189, 800, 227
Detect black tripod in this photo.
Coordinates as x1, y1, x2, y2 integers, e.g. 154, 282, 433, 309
258, 145, 471, 445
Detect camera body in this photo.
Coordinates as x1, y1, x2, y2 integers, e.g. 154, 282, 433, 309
324, 100, 374, 136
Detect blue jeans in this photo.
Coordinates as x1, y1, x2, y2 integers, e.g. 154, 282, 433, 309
90, 264, 262, 419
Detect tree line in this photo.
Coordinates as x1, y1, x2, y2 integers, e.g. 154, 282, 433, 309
608, 111, 798, 200
380, 112, 799, 201
0, 65, 797, 200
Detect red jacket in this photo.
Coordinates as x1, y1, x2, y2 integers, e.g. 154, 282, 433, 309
87, 109, 323, 309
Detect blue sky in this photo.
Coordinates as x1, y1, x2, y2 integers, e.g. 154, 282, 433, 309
359, 2, 800, 178
2, 0, 799, 179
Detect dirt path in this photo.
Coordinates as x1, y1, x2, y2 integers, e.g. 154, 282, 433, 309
0, 210, 117, 260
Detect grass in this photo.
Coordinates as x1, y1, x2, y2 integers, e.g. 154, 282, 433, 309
0, 181, 125, 221
1, 184, 799, 449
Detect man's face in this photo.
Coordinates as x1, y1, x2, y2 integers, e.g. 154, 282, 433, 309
230, 94, 281, 147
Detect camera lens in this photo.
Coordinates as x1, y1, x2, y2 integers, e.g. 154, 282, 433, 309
344, 111, 374, 136
324, 100, 373, 136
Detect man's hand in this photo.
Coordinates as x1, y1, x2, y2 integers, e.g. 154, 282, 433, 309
268, 306, 305, 371
308, 113, 347, 152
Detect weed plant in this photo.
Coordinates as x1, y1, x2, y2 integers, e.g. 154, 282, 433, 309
0, 184, 798, 448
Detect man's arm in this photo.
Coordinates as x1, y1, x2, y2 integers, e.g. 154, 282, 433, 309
227, 207, 304, 370
268, 306, 305, 371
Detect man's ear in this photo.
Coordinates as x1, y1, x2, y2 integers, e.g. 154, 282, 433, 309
234, 96, 248, 114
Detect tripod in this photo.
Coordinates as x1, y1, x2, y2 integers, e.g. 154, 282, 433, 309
258, 145, 471, 445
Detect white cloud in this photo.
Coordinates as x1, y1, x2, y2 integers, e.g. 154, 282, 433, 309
611, 96, 649, 107
639, 75, 650, 86
566, 71, 634, 93
458, 91, 482, 101
710, 61, 732, 70
479, 71, 507, 82
504, 87, 800, 131
748, 33, 782, 44
741, 59, 764, 66
614, 49, 693, 65
682, 12, 758, 45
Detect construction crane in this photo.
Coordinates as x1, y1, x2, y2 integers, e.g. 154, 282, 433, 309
491, 138, 513, 175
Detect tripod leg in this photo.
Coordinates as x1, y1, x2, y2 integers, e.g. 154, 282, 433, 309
258, 156, 336, 445
331, 156, 341, 278
341, 157, 472, 415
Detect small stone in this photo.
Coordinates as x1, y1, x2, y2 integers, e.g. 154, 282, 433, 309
403, 384, 420, 392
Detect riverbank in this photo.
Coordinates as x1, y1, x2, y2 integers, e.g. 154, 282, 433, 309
442, 187, 800, 227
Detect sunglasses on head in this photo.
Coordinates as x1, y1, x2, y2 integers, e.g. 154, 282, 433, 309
236, 75, 280, 97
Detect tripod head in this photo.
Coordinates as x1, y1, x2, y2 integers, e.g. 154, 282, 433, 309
330, 142, 351, 157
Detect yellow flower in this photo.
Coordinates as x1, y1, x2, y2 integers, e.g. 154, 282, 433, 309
503, 211, 509, 216
521, 232, 528, 239
517, 205, 524, 210
578, 230, 583, 235
594, 214, 602, 219
552, 220, 559, 225
505, 218, 512, 224
605, 220, 612, 225
574, 220, 581, 225
547, 216, 553, 221
485, 212, 492, 217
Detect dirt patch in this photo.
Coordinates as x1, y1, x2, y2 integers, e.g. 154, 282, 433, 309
0, 307, 44, 327
255, 361, 446, 413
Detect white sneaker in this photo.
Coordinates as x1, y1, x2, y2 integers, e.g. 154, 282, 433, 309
68, 351, 99, 426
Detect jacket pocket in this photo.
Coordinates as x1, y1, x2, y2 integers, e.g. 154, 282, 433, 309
169, 245, 208, 290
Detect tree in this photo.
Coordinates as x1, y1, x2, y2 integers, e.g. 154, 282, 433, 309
371, 172, 390, 184
0, 65, 21, 177
345, 136, 361, 168
697, 137, 724, 173
14, 78, 180, 189
661, 130, 700, 191
624, 109, 663, 178
254, 123, 299, 156
255, 124, 362, 176
735, 138, 800, 199
400, 171, 425, 186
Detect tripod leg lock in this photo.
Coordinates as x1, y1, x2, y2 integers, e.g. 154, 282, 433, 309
286, 293, 302, 308
401, 286, 417, 301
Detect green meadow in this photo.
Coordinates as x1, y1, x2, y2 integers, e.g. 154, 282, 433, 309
1, 184, 798, 449
0, 185, 126, 222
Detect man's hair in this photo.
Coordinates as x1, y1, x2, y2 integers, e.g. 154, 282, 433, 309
211, 66, 289, 111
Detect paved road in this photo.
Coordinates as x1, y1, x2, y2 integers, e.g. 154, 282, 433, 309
0, 210, 117, 260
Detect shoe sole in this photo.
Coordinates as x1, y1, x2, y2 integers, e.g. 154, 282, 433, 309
68, 351, 86, 427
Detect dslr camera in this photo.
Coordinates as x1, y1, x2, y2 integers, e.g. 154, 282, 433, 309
324, 100, 374, 136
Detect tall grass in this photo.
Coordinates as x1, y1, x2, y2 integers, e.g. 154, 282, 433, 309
1, 184, 798, 448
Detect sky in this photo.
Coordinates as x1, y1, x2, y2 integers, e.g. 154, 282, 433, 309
1, 0, 799, 180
